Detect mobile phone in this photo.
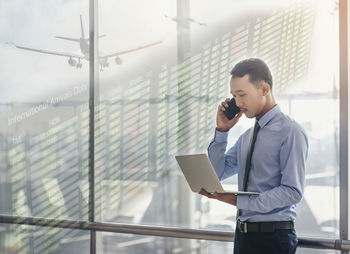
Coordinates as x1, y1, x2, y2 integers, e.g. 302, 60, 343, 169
224, 98, 240, 120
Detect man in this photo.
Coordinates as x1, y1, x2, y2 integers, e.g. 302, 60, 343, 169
199, 58, 308, 254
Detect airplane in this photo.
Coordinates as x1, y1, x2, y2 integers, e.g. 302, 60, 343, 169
8, 15, 163, 70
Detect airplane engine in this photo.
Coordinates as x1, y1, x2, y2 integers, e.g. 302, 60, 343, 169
115, 56, 122, 65
68, 58, 77, 67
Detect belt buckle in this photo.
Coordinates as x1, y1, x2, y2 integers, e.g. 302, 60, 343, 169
239, 221, 248, 233
243, 222, 248, 233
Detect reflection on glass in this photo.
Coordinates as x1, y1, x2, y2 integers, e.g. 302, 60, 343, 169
0, 0, 340, 253
97, 0, 339, 242
0, 0, 90, 252
0, 224, 89, 254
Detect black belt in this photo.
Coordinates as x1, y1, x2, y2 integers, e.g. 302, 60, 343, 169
236, 220, 294, 233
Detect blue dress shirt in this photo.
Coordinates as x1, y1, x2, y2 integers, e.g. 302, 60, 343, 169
208, 105, 308, 222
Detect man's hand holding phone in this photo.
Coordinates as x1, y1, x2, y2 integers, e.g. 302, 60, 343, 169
216, 98, 243, 132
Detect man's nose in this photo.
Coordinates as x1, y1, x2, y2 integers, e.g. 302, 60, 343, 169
235, 98, 243, 108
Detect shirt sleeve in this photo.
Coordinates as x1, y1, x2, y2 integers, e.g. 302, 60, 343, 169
237, 124, 308, 213
207, 129, 240, 181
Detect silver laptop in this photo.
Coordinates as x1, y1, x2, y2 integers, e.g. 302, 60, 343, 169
175, 154, 259, 195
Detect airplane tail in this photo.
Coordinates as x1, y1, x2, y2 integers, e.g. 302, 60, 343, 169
80, 15, 85, 39
55, 16, 105, 42
55, 15, 85, 42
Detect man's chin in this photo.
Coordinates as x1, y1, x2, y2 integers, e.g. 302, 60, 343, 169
244, 112, 254, 118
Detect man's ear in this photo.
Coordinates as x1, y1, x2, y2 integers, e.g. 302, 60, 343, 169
261, 82, 270, 96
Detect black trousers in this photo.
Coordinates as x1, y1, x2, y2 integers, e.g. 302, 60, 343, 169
233, 228, 298, 254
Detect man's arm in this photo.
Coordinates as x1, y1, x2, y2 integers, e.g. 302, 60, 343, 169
199, 188, 237, 206
208, 130, 241, 180
237, 124, 308, 212
199, 98, 243, 202
202, 128, 241, 206
207, 98, 243, 180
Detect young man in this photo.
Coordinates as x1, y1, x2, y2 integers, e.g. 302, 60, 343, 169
199, 58, 308, 254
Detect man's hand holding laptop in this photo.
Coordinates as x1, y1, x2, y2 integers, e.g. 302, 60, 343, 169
199, 188, 237, 206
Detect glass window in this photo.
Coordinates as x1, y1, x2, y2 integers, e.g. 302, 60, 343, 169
0, 223, 89, 254
0, 0, 342, 253
96, 0, 339, 242
0, 0, 89, 221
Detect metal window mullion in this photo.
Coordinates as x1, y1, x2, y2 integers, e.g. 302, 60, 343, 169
89, 0, 98, 253
339, 1, 349, 254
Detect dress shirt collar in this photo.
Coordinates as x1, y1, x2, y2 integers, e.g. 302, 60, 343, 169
257, 104, 280, 129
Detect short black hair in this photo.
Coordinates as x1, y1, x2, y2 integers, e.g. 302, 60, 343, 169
230, 58, 273, 88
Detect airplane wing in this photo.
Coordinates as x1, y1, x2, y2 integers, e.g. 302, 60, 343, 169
100, 40, 163, 59
10, 42, 84, 59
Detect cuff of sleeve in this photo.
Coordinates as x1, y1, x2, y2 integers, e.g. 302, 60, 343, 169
214, 129, 229, 143
237, 195, 251, 210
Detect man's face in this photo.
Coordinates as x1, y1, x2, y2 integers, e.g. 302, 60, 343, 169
230, 74, 266, 119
